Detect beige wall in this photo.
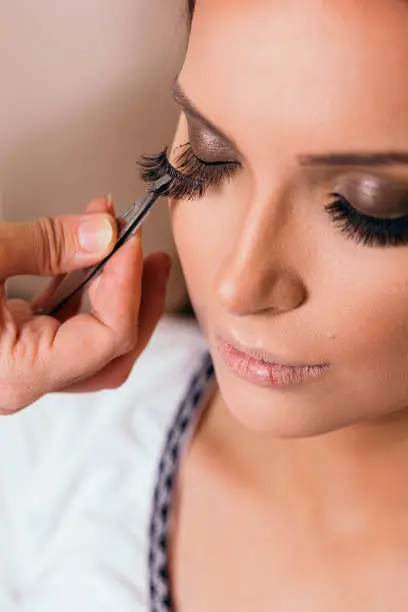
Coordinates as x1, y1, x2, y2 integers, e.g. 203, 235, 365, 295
0, 0, 188, 309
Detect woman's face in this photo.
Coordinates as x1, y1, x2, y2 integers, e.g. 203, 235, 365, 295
170, 0, 408, 437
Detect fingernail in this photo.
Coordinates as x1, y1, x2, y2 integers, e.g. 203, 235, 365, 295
78, 215, 114, 254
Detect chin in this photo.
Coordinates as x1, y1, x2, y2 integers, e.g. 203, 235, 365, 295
212, 356, 358, 439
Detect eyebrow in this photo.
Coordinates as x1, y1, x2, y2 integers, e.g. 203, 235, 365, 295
172, 79, 238, 149
298, 152, 408, 167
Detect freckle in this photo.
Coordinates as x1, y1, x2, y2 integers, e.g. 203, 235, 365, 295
329, 333, 337, 341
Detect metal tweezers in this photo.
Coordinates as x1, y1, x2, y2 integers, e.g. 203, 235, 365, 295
38, 173, 171, 317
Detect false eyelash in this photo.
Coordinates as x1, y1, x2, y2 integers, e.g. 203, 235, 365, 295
325, 193, 408, 247
138, 148, 204, 200
175, 143, 241, 188
138, 144, 240, 200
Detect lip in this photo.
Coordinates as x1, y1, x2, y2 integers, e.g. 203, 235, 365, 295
214, 332, 329, 388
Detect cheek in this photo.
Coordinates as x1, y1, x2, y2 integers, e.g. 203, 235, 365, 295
296, 213, 408, 375
351, 282, 408, 377
318, 245, 408, 408
327, 254, 408, 360
170, 192, 236, 332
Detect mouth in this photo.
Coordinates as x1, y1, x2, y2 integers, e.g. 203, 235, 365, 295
214, 333, 330, 388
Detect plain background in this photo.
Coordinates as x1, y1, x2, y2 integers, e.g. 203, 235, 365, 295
0, 0, 189, 309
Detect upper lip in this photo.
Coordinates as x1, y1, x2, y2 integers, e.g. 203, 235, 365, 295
214, 330, 328, 368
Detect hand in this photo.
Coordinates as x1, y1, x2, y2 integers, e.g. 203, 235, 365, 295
0, 197, 171, 414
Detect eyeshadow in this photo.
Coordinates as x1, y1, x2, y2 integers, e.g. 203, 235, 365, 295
185, 113, 240, 164
172, 81, 240, 164
334, 173, 408, 217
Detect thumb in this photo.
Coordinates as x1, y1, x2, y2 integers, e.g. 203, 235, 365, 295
0, 213, 117, 279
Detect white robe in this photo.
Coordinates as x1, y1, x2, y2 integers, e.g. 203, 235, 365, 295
0, 317, 208, 611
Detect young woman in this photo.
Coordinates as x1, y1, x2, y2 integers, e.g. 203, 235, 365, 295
3, 0, 408, 610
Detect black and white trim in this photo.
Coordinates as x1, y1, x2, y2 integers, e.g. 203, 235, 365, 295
148, 353, 214, 612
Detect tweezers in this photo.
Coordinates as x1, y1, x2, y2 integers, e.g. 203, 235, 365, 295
38, 173, 171, 317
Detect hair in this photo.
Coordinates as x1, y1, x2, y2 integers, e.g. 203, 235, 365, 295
187, 0, 196, 21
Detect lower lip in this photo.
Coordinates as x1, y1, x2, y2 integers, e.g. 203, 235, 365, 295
216, 339, 329, 388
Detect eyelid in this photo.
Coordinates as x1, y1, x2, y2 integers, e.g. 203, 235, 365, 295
171, 142, 241, 195
175, 142, 240, 171
333, 172, 408, 217
184, 112, 242, 164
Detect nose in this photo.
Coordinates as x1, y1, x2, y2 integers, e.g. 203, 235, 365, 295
215, 203, 307, 317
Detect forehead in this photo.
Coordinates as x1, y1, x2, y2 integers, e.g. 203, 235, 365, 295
181, 0, 408, 161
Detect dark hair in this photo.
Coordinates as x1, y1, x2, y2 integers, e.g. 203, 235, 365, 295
187, 0, 196, 20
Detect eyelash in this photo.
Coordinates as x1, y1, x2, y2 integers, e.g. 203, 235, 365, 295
139, 149, 408, 249
325, 193, 408, 247
138, 144, 241, 200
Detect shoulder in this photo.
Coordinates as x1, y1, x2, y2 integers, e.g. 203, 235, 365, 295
123, 315, 210, 478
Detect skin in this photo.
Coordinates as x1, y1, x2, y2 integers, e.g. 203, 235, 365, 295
166, 0, 408, 609
0, 198, 170, 413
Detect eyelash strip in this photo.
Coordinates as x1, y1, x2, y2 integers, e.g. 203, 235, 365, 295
325, 193, 408, 247
138, 144, 240, 200
139, 148, 408, 249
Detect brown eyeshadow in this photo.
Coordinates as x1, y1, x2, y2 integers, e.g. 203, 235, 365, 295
186, 114, 240, 164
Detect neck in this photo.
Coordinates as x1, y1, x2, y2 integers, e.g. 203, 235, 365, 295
205, 389, 408, 535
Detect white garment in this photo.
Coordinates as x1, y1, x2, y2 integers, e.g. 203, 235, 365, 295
0, 317, 208, 611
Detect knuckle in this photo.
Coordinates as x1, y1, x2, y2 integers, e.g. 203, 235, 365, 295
113, 324, 139, 356
35, 217, 70, 275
